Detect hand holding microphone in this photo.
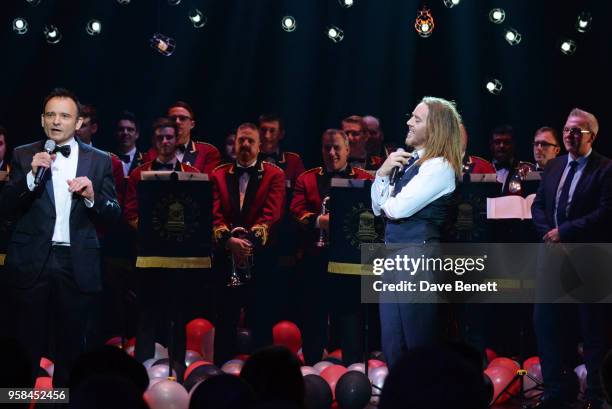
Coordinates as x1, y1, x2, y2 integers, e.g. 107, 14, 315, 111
32, 140, 57, 186
376, 147, 412, 182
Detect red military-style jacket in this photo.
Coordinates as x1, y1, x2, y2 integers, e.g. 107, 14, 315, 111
290, 165, 374, 234
463, 155, 496, 174
211, 160, 285, 248
258, 151, 305, 188
109, 153, 126, 206
123, 160, 200, 229
144, 139, 221, 175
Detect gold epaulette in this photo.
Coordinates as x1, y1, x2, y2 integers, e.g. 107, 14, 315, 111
262, 161, 283, 171
194, 141, 218, 149
298, 167, 323, 178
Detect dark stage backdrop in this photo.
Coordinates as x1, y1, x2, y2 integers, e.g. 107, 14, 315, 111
1, 0, 610, 168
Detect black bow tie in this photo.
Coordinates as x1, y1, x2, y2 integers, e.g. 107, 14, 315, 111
118, 154, 131, 163
327, 168, 350, 178
152, 161, 175, 171
236, 166, 257, 177
54, 145, 71, 158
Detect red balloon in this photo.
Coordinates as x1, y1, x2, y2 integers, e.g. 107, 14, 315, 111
39, 357, 54, 370
484, 365, 520, 405
184, 360, 213, 381
126, 337, 136, 348
272, 321, 302, 354
488, 357, 520, 374
485, 348, 497, 364
523, 356, 540, 371
328, 349, 343, 360
105, 336, 122, 347
235, 354, 250, 362
368, 359, 386, 369
186, 318, 214, 353
320, 365, 348, 399
34, 376, 53, 390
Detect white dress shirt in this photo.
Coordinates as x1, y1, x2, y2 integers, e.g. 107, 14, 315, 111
371, 149, 456, 220
27, 137, 93, 245
121, 147, 137, 177
236, 159, 257, 210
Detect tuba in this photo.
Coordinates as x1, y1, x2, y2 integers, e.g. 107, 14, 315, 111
316, 196, 330, 248
227, 226, 254, 287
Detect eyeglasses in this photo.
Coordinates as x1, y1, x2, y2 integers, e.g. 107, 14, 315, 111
533, 141, 558, 148
169, 115, 192, 122
562, 127, 591, 135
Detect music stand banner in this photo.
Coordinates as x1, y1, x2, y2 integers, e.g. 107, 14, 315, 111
136, 173, 212, 269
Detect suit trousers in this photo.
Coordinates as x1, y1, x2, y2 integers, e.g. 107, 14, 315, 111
8, 245, 95, 387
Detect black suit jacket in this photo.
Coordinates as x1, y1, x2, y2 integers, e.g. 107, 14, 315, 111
0, 139, 121, 291
531, 151, 612, 243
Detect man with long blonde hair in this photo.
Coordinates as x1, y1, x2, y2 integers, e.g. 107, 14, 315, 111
371, 96, 462, 367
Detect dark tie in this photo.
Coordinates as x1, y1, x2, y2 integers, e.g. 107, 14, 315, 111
392, 153, 419, 196
152, 161, 175, 171
177, 144, 187, 153
236, 166, 256, 177
556, 160, 579, 226
118, 154, 130, 163
54, 145, 71, 158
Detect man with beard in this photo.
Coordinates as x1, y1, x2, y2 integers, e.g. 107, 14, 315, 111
211, 122, 285, 365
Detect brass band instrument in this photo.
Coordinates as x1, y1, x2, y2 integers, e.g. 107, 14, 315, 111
228, 226, 254, 287
316, 196, 330, 248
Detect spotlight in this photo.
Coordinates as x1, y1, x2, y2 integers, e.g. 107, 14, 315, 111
168, 0, 181, 5
338, 0, 355, 8
281, 16, 296, 32
560, 39, 577, 55
13, 18, 28, 34
188, 9, 207, 28
576, 12, 592, 33
504, 28, 522, 45
86, 20, 102, 36
117, 0, 130, 4
485, 79, 503, 95
327, 25, 344, 43
26, 0, 41, 6
488, 8, 505, 24
415, 6, 435, 38
43, 25, 62, 44
443, 0, 460, 8
150, 32, 176, 56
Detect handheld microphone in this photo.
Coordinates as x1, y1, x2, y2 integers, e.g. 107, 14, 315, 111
34, 139, 56, 187
389, 147, 405, 185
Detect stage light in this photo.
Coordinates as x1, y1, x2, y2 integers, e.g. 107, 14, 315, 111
576, 12, 592, 33
26, 0, 41, 6
560, 39, 577, 55
415, 6, 434, 38
117, 0, 130, 4
338, 0, 355, 8
13, 18, 28, 35
188, 9, 207, 28
86, 20, 102, 36
504, 28, 521, 45
150, 32, 176, 56
281, 16, 296, 32
43, 25, 62, 44
168, 0, 181, 5
489, 8, 505, 24
485, 79, 503, 95
443, 0, 460, 8
327, 25, 344, 43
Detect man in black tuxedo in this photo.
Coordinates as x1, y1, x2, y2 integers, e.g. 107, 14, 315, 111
0, 88, 120, 386
532, 108, 612, 409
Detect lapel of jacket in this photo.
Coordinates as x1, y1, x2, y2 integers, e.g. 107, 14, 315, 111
71, 141, 93, 212
569, 151, 598, 216
128, 150, 143, 174
182, 140, 197, 167
226, 163, 241, 225
241, 161, 264, 220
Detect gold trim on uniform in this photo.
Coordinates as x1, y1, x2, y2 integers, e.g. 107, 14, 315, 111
0, 253, 5, 266
297, 212, 316, 224
213, 225, 230, 242
327, 261, 369, 275
136, 256, 212, 269
251, 224, 269, 246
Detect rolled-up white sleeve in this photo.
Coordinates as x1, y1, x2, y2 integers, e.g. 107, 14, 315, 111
371, 158, 456, 220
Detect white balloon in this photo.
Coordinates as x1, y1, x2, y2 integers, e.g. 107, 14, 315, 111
221, 361, 244, 376
369, 366, 388, 405
148, 377, 164, 389
347, 363, 366, 373
185, 350, 203, 367
144, 379, 189, 409
574, 364, 587, 396
154, 343, 169, 360
148, 364, 177, 380
301, 366, 319, 376
143, 358, 158, 370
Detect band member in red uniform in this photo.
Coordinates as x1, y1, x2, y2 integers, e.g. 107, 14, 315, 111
211, 122, 285, 365
124, 117, 199, 368
290, 129, 373, 365
143, 101, 221, 175
342, 115, 383, 171
258, 113, 305, 188
460, 124, 496, 174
